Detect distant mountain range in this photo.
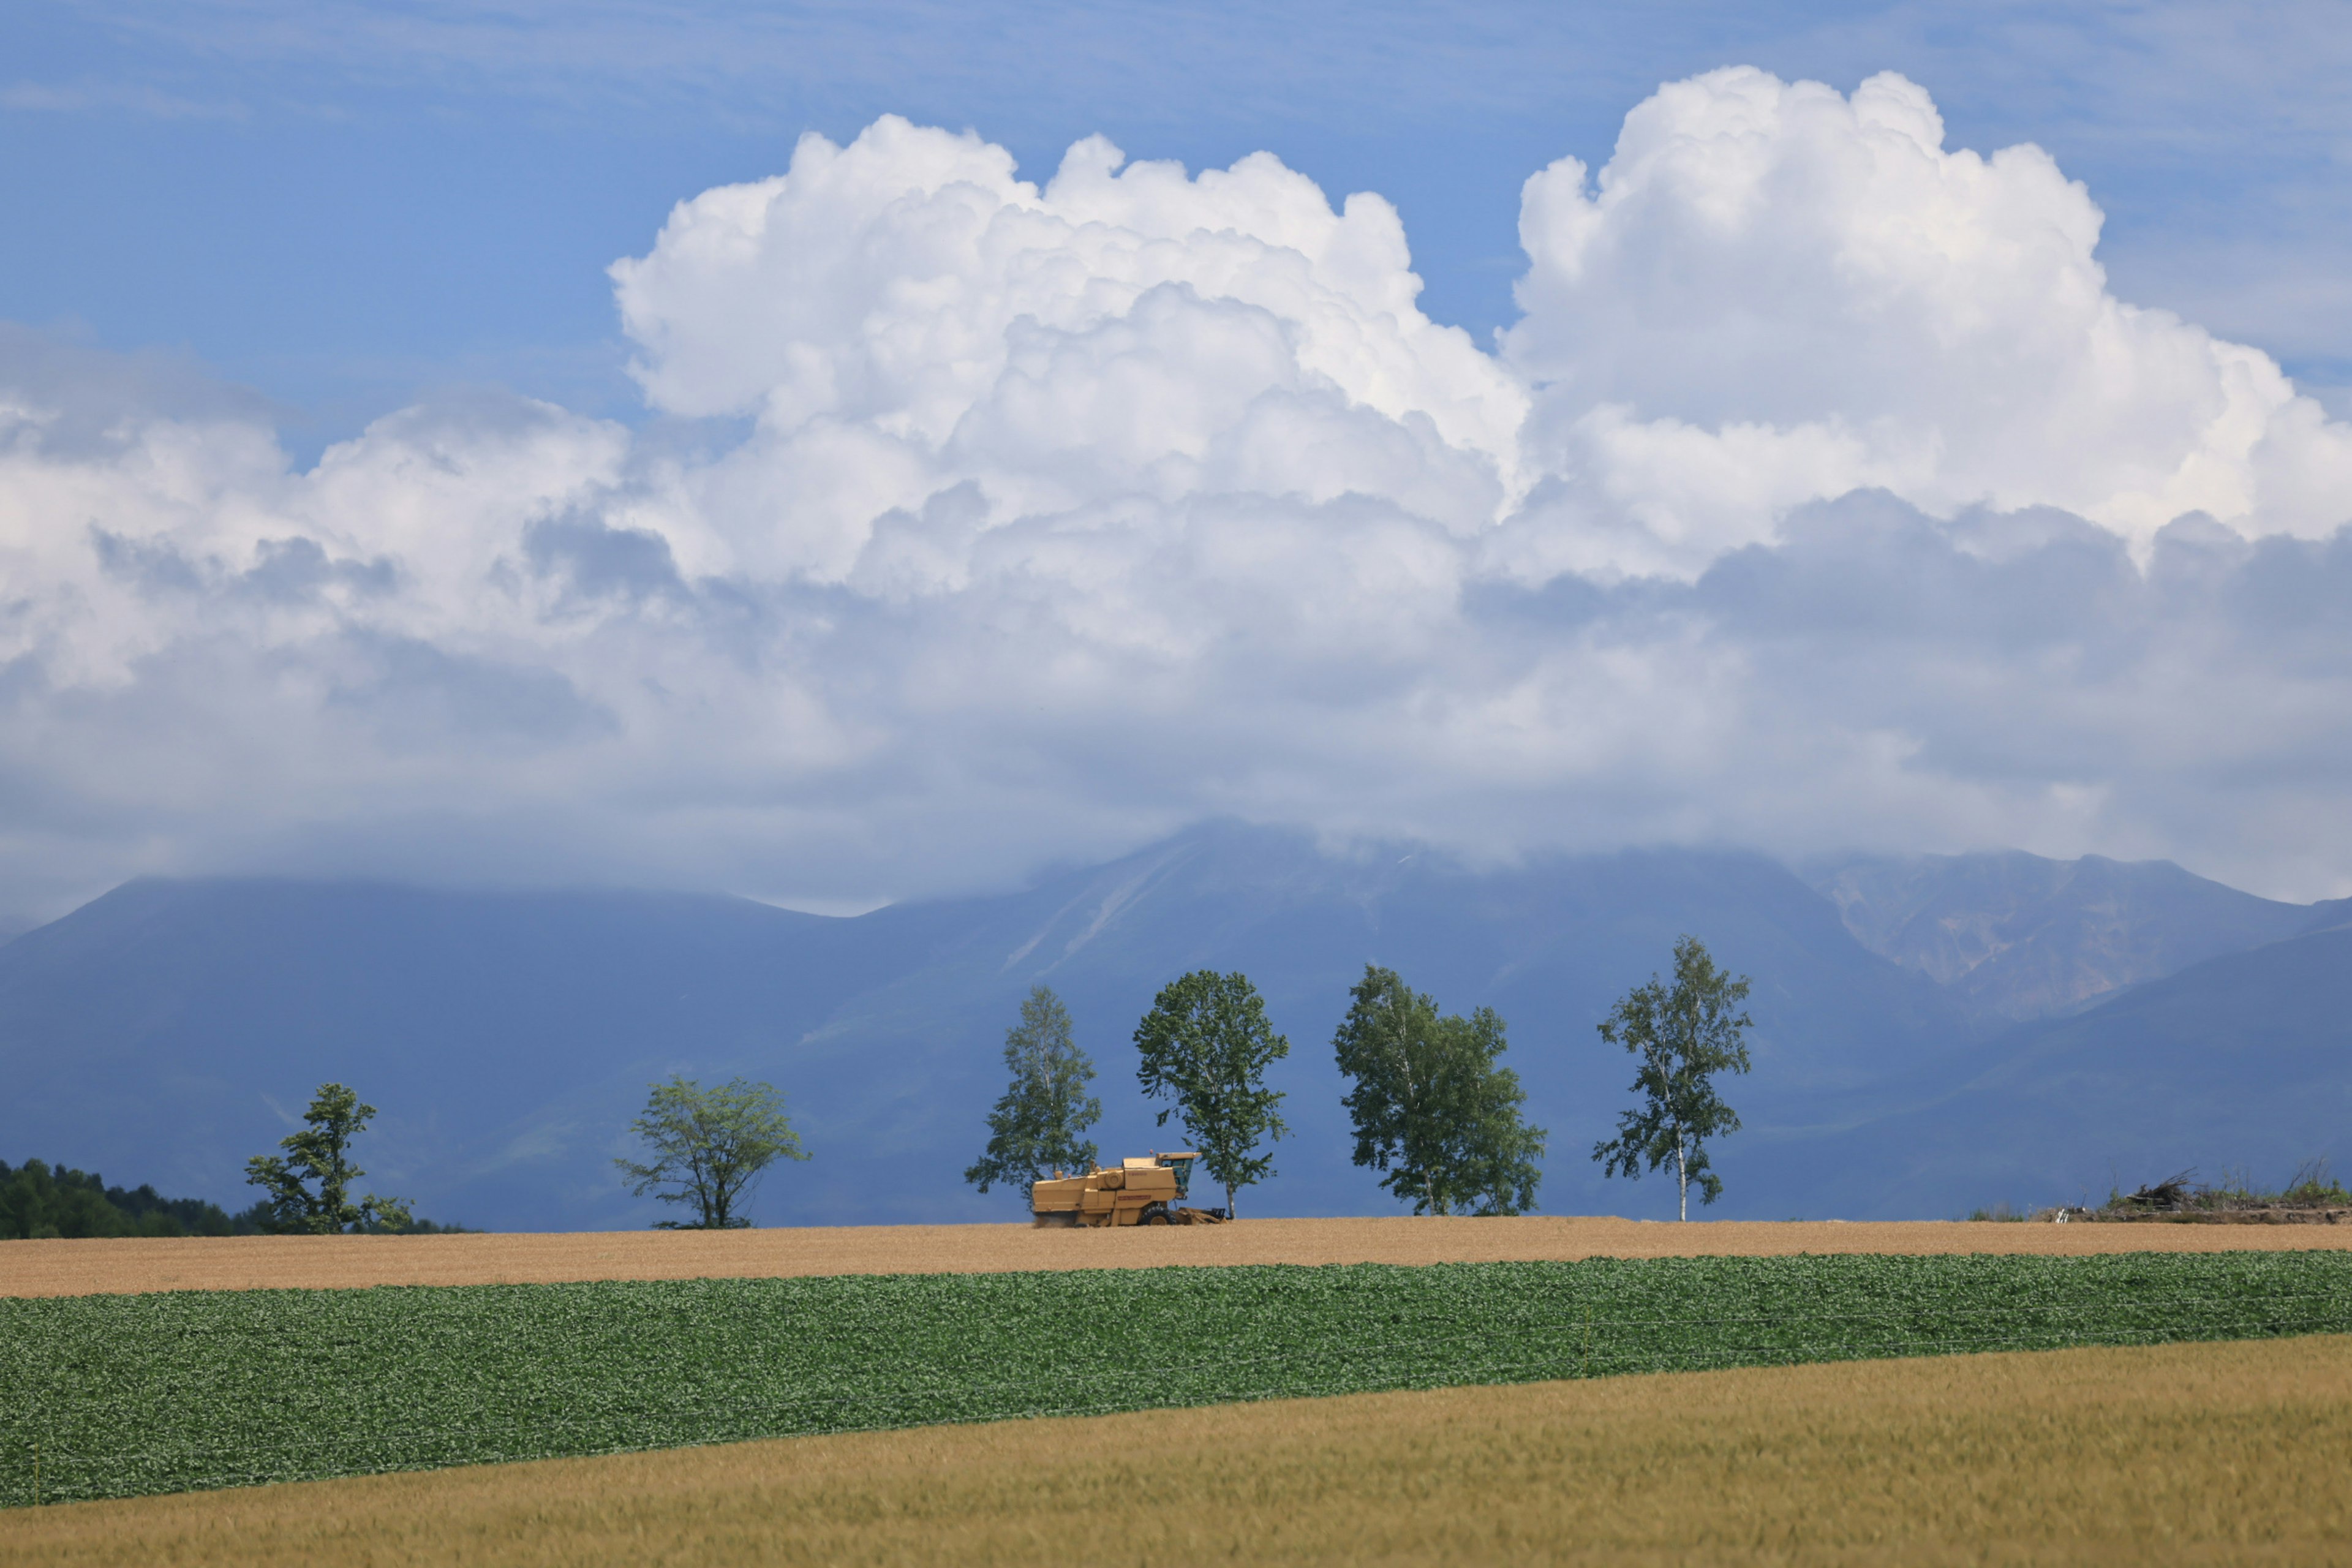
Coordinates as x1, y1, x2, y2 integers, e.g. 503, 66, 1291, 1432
2, 824, 2343, 1229
1801, 850, 2339, 1022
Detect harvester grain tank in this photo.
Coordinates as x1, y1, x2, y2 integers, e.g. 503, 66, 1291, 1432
1030, 1152, 1226, 1226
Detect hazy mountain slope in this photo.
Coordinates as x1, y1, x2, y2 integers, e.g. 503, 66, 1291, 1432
4, 826, 2339, 1231
0, 826, 1961, 1229
1747, 923, 2352, 1218
744, 826, 1967, 1223
1802, 851, 2313, 1022
2300, 897, 2352, 935
0, 880, 902, 1230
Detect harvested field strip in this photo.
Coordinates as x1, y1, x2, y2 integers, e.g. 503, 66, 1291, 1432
8, 1336, 2350, 1567
10, 1214, 2348, 1299
5, 1250, 2350, 1507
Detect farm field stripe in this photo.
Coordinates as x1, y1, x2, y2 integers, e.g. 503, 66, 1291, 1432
5, 1250, 2350, 1506
10, 1215, 2348, 1299
7, 1336, 2349, 1568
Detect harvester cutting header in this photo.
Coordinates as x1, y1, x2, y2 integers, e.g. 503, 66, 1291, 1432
1031, 1152, 1228, 1226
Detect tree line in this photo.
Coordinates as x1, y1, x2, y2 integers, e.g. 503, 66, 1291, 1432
0, 1158, 246, 1240
6, 934, 1752, 1236
6, 1085, 472, 1239
964, 933, 1754, 1221
1, 1082, 477, 1240
7, 1073, 793, 1239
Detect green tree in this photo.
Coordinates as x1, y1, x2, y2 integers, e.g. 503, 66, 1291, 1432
1591, 936, 1754, 1221
0, 1159, 130, 1239
1133, 970, 1290, 1218
243, 1082, 413, 1234
965, 986, 1104, 1197
1332, 965, 1547, 1216
616, 1076, 808, 1229
0, 1159, 239, 1239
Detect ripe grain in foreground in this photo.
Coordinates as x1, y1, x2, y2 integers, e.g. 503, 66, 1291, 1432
7, 1215, 2347, 1298
7, 1336, 2346, 1567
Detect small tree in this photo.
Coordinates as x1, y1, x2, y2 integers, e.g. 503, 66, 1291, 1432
1591, 936, 1754, 1221
1333, 965, 1547, 1216
1133, 970, 1289, 1218
616, 1076, 807, 1229
244, 1082, 412, 1234
965, 985, 1104, 1196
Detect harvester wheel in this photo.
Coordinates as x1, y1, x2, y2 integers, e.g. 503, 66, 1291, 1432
1143, 1204, 1171, 1226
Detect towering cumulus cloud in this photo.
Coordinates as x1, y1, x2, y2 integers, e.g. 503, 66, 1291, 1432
608, 114, 1526, 578
1501, 70, 2352, 578
1, 70, 2349, 917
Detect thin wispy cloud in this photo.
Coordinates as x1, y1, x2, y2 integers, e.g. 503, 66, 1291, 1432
0, 77, 243, 119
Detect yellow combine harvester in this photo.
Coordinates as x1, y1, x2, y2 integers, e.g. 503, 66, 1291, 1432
1030, 1152, 1227, 1226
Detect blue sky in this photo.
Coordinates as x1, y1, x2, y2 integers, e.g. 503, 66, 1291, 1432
7, 2, 2349, 451
3, 1, 2352, 921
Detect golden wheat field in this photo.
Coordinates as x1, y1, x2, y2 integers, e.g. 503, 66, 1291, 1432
6, 1214, 2346, 1297
4, 1335, 2345, 1566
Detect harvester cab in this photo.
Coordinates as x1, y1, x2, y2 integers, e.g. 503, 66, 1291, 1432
1030, 1151, 1223, 1227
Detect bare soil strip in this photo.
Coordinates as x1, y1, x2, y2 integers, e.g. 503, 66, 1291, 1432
5, 1215, 2347, 1298
7, 1335, 2346, 1566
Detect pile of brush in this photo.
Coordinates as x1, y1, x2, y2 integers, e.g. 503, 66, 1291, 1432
2081, 1163, 2351, 1226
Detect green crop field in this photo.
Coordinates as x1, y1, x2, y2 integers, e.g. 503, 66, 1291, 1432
6, 1251, 2350, 1507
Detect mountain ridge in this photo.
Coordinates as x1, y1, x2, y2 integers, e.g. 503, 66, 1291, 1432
1800, 848, 2314, 1022
2, 826, 2340, 1228
1749, 920, 2352, 1216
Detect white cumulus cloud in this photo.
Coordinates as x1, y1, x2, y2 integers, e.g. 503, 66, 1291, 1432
1499, 68, 2352, 576
608, 114, 1526, 582
2, 69, 2351, 923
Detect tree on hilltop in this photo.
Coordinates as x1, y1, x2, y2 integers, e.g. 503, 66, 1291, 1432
1591, 936, 1753, 1221
244, 1082, 413, 1234
1133, 970, 1289, 1218
616, 1076, 807, 1229
1333, 964, 1546, 1216
966, 986, 1103, 1197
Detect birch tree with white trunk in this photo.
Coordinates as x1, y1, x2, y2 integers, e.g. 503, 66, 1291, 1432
1591, 937, 1754, 1220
